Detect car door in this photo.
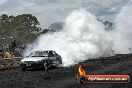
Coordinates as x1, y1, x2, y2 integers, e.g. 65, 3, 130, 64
48, 51, 56, 65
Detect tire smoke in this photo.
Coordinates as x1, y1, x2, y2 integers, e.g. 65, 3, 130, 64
25, 9, 113, 66
112, 1, 132, 54
24, 2, 132, 66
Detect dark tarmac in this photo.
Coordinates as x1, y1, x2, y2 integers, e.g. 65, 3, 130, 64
0, 54, 132, 88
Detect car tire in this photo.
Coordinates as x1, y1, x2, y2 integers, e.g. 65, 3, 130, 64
59, 60, 62, 64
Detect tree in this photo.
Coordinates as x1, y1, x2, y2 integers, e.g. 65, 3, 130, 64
0, 14, 41, 44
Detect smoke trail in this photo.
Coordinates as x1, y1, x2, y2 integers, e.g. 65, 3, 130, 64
113, 1, 132, 54
25, 8, 113, 66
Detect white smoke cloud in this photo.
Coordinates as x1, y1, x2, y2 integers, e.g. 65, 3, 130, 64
112, 1, 132, 54
0, 0, 7, 5
0, 0, 128, 27
25, 8, 113, 66
24, 1, 132, 66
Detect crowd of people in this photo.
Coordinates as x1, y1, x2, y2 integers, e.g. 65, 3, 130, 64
0, 40, 26, 59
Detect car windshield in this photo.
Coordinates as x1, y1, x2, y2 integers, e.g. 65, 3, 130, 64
29, 51, 48, 57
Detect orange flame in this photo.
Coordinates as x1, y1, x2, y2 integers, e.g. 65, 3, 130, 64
78, 65, 86, 76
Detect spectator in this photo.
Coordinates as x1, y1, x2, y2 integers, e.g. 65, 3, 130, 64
0, 49, 4, 59
13, 48, 22, 57
10, 40, 16, 52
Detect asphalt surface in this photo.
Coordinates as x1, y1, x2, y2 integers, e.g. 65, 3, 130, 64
0, 54, 132, 88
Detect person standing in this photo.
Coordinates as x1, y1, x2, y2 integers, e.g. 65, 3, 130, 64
10, 40, 16, 52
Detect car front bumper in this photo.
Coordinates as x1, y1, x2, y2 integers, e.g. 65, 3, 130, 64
20, 61, 43, 69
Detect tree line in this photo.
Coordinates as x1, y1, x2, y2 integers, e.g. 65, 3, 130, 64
0, 14, 113, 47
0, 14, 50, 45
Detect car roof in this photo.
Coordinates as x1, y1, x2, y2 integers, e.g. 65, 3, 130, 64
34, 50, 54, 52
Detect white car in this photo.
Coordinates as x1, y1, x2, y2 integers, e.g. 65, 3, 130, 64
20, 50, 62, 71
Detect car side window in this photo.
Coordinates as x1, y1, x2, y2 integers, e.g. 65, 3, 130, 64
52, 51, 57, 56
48, 51, 54, 57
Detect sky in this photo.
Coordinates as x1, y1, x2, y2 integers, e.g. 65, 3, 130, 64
0, 0, 130, 28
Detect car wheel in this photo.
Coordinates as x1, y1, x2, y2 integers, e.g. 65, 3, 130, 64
59, 60, 62, 64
